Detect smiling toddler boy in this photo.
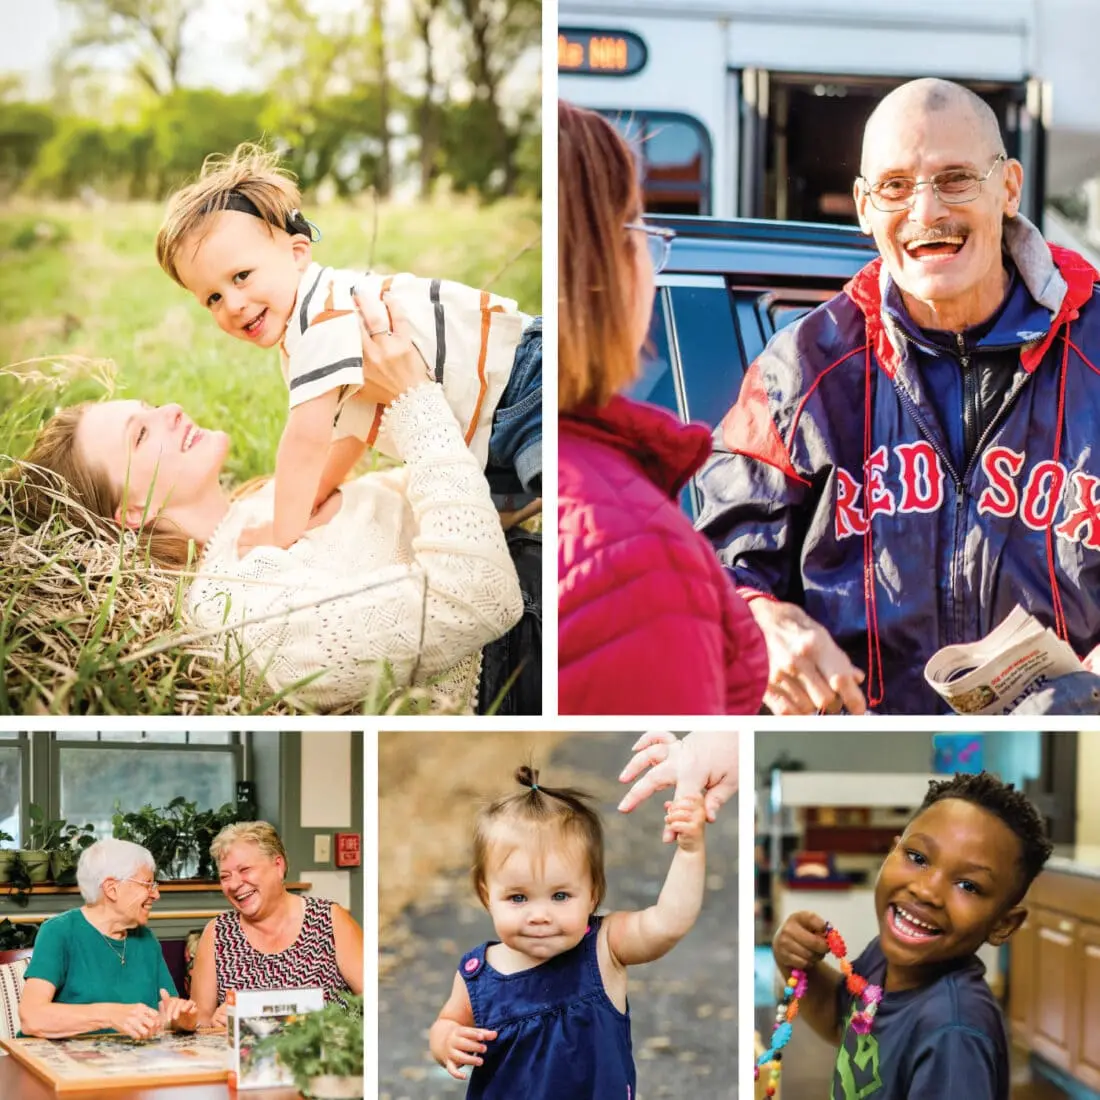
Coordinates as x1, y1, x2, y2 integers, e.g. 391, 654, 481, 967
155, 144, 540, 554
773, 771, 1052, 1099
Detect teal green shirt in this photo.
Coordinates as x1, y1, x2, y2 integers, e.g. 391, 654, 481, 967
24, 908, 177, 1018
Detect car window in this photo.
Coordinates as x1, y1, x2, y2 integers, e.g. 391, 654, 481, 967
634, 289, 681, 414
670, 285, 744, 429
733, 291, 768, 366
769, 303, 816, 331
755, 289, 838, 343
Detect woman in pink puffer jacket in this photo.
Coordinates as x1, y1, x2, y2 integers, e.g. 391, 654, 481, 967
557, 101, 768, 715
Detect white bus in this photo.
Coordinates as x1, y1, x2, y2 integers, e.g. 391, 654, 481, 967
558, 0, 1050, 224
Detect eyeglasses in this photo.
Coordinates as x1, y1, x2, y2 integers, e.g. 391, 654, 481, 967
122, 877, 160, 894
624, 221, 676, 274
859, 154, 1006, 212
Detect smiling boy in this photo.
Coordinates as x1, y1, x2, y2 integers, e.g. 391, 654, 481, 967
773, 771, 1053, 1099
155, 144, 539, 554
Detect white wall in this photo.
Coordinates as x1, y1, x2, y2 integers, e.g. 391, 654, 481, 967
299, 732, 356, 912
1077, 731, 1100, 846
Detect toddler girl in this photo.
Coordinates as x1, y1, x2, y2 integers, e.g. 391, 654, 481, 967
429, 764, 706, 1098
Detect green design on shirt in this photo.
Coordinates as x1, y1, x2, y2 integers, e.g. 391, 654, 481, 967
833, 1003, 883, 1100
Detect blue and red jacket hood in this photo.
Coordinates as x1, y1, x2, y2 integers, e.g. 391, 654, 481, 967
844, 215, 1098, 377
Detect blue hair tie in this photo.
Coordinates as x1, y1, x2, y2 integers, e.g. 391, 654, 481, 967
531, 783, 539, 791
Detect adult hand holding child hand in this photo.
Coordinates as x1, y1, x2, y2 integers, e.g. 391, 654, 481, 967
619, 732, 738, 842
664, 793, 707, 853
772, 911, 831, 980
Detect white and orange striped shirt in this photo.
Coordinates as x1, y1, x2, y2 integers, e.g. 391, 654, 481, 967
280, 263, 529, 467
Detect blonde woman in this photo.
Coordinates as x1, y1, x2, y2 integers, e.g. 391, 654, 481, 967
12, 307, 522, 713
190, 821, 363, 1026
19, 838, 198, 1038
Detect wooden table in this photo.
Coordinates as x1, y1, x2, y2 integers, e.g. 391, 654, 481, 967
0, 1054, 302, 1099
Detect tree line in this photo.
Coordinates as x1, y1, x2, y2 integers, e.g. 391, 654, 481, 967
0, 0, 541, 201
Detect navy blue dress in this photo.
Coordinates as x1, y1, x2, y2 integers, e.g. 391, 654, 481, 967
459, 915, 636, 1099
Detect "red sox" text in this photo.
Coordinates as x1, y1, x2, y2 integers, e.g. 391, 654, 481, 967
834, 443, 1100, 548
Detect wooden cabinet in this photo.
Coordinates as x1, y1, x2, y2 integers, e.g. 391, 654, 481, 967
1030, 909, 1077, 1068
1007, 911, 1036, 1040
1008, 869, 1100, 1089
1078, 922, 1100, 1091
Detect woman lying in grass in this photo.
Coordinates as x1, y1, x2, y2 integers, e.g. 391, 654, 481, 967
7, 300, 522, 713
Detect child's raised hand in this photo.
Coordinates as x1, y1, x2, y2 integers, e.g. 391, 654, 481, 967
664, 793, 706, 852
772, 910, 830, 979
441, 1023, 497, 1080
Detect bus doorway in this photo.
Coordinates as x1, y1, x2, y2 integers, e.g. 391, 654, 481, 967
742, 73, 1046, 227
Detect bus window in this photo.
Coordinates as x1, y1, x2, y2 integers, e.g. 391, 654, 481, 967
602, 111, 712, 215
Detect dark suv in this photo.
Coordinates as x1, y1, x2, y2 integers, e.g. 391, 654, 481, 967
631, 215, 878, 516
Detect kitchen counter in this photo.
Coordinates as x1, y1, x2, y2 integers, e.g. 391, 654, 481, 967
1044, 844, 1100, 881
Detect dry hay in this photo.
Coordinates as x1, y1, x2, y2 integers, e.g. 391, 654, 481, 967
0, 462, 235, 715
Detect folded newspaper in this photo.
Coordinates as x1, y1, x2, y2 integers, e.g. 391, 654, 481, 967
924, 605, 1082, 715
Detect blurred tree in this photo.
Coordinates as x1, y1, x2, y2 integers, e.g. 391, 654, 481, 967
453, 0, 540, 197
60, 0, 201, 97
0, 102, 57, 195
27, 117, 125, 196
147, 88, 270, 191
249, 0, 392, 197
412, 0, 446, 197
371, 0, 393, 197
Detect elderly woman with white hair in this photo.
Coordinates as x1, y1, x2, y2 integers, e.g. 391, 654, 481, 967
19, 837, 198, 1038
190, 821, 362, 1026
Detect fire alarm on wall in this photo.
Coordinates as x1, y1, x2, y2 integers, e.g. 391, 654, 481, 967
334, 833, 361, 868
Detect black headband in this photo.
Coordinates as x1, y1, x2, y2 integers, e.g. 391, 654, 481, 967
214, 191, 320, 241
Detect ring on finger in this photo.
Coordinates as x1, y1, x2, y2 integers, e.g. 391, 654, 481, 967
368, 328, 390, 337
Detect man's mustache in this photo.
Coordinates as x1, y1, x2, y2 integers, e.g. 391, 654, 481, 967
896, 223, 969, 245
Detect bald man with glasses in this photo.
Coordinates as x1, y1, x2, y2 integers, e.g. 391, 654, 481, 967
697, 77, 1100, 715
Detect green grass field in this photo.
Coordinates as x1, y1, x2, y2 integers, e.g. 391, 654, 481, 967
0, 195, 541, 715
0, 196, 542, 481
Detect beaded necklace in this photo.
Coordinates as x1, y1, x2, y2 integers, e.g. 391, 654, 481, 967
755, 924, 883, 1096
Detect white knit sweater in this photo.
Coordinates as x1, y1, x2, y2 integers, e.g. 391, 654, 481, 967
186, 384, 524, 712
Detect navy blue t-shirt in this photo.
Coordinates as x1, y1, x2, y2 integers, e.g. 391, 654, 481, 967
830, 938, 1009, 1100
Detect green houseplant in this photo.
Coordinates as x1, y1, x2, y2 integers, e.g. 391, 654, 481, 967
193, 801, 240, 881
18, 804, 64, 883
0, 829, 15, 886
0, 917, 37, 951
112, 797, 239, 881
257, 996, 364, 1099
49, 820, 96, 884
112, 797, 197, 879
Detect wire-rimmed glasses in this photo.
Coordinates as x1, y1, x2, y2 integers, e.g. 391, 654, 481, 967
624, 221, 677, 273
859, 153, 1006, 212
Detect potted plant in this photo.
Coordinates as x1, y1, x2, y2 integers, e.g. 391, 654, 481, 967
258, 996, 364, 1099
49, 820, 96, 884
193, 802, 239, 881
0, 830, 15, 885
112, 798, 196, 879
18, 804, 63, 884
0, 918, 36, 952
